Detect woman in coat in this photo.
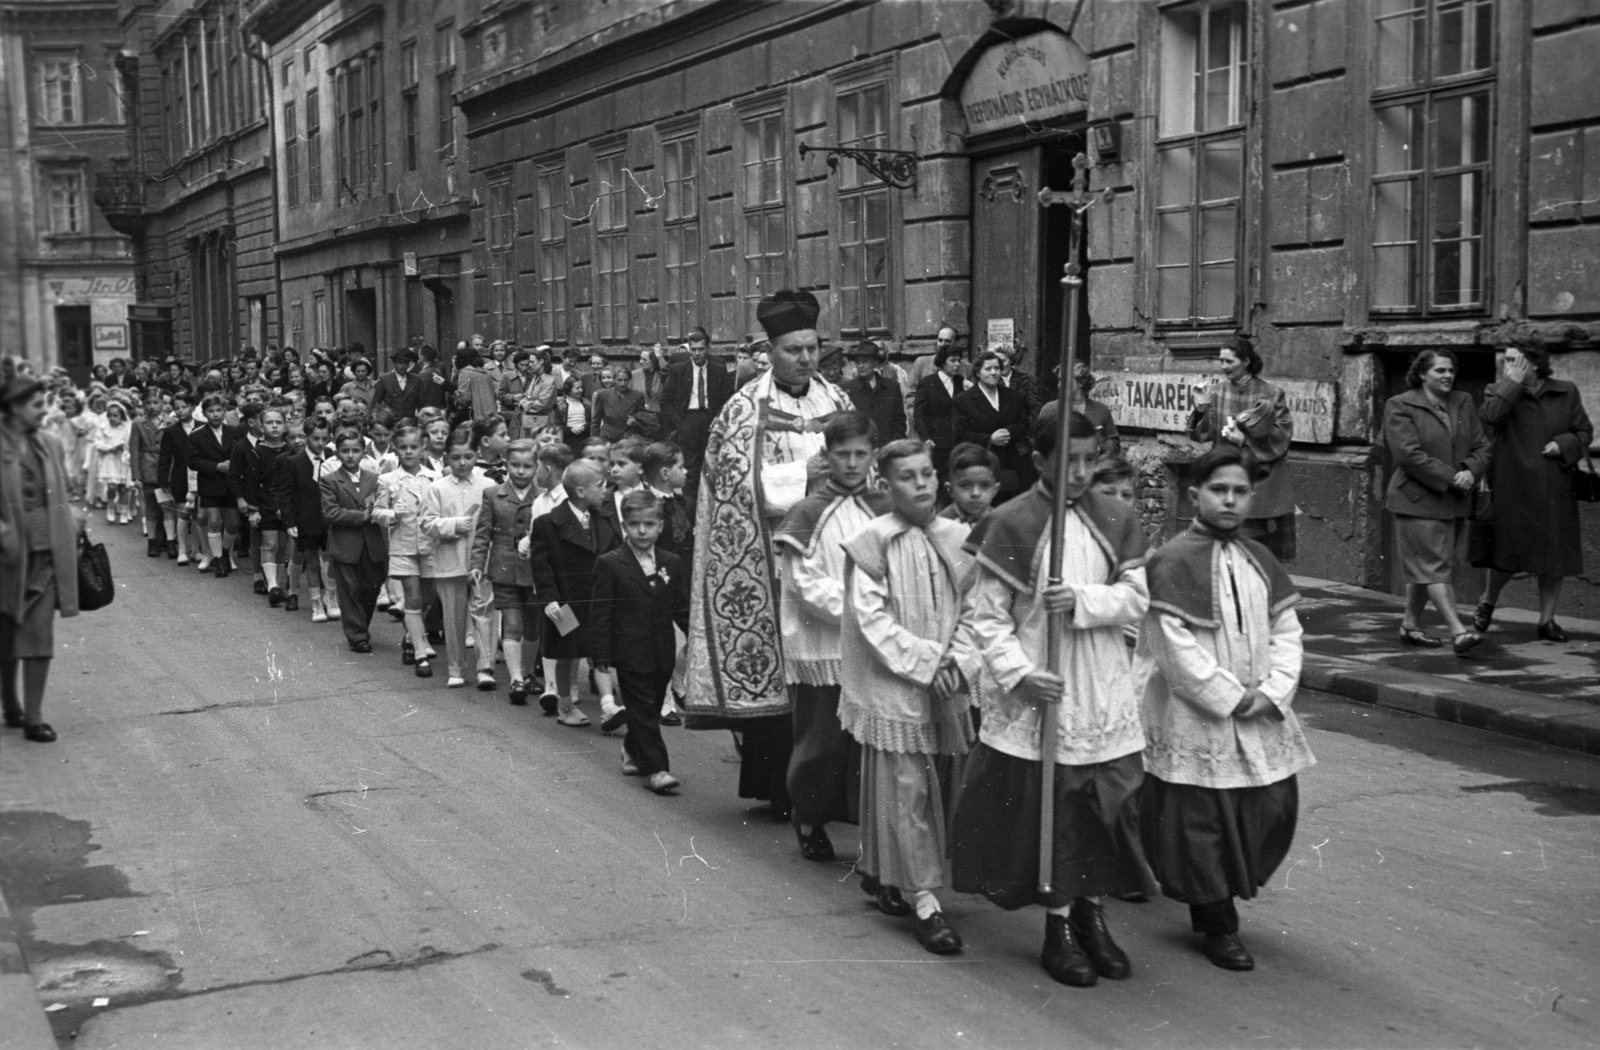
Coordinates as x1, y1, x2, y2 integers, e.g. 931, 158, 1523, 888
0, 359, 83, 743
952, 351, 1034, 501
1472, 342, 1594, 641
1383, 350, 1490, 654
591, 364, 646, 443
913, 345, 966, 493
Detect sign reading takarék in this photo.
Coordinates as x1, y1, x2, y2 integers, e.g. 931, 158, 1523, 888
1090, 372, 1338, 445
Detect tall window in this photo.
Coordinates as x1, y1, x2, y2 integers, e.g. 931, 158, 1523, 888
284, 100, 299, 207
187, 37, 204, 143
1371, 0, 1494, 314
38, 58, 80, 124
335, 51, 383, 200
741, 110, 788, 329
436, 22, 456, 158
594, 154, 629, 342
313, 291, 328, 347
537, 165, 568, 343
401, 42, 419, 172
305, 87, 322, 200
206, 19, 222, 138
661, 135, 700, 341
47, 171, 86, 233
836, 84, 891, 335
291, 300, 304, 350
488, 175, 516, 337
1155, 0, 1247, 325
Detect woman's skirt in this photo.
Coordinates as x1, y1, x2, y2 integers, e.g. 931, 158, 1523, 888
0, 552, 58, 660
1395, 514, 1462, 585
1140, 774, 1299, 905
950, 744, 1159, 909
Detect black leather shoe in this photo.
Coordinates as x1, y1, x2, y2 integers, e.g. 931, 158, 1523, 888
349, 640, 373, 654
254, 578, 269, 595
166, 540, 179, 559
401, 640, 416, 666
1539, 620, 1569, 643
147, 539, 161, 557
216, 560, 231, 579
860, 876, 913, 917
1473, 601, 1495, 632
913, 911, 963, 955
284, 593, 300, 612
1068, 899, 1131, 979
660, 710, 682, 726
414, 659, 433, 678
23, 723, 57, 743
3, 712, 24, 729
795, 823, 834, 862
508, 678, 529, 705
539, 693, 559, 716
268, 588, 285, 607
1041, 914, 1097, 987
426, 629, 445, 646
1201, 932, 1255, 971
601, 707, 628, 733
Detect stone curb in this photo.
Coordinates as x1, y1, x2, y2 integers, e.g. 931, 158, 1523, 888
1302, 654, 1600, 756
0, 883, 55, 1050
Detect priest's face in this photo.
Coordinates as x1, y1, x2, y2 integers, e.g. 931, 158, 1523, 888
769, 330, 818, 386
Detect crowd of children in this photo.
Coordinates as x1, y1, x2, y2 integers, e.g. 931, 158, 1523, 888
25, 348, 1312, 988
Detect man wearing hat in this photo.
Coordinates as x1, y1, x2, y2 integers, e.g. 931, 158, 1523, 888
843, 340, 906, 444
371, 347, 423, 422
681, 290, 858, 815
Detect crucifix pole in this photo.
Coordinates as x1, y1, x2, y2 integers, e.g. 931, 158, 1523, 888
1035, 151, 1095, 896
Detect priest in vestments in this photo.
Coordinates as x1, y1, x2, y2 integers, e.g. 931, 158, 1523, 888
681, 290, 858, 818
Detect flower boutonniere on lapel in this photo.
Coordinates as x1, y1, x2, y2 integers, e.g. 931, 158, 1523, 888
657, 567, 671, 587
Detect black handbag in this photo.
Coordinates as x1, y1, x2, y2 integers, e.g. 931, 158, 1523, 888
1574, 447, 1600, 504
77, 533, 115, 611
1470, 478, 1493, 521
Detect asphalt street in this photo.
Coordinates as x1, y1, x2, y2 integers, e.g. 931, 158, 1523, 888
1, 529, 1597, 1050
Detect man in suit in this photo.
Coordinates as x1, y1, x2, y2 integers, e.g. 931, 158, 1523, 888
590, 489, 691, 794
156, 389, 195, 562
370, 346, 424, 422
913, 345, 967, 491
319, 427, 392, 652
842, 340, 907, 444
414, 345, 452, 413
659, 327, 732, 504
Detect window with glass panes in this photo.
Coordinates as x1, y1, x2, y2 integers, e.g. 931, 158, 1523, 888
284, 100, 299, 207
1155, 0, 1247, 326
305, 87, 321, 200
837, 84, 891, 335
594, 154, 629, 342
401, 41, 418, 172
187, 38, 203, 142
38, 58, 79, 124
436, 22, 456, 158
537, 166, 569, 343
661, 135, 700, 340
47, 171, 86, 233
206, 20, 222, 138
1370, 0, 1494, 314
489, 175, 516, 337
741, 111, 788, 329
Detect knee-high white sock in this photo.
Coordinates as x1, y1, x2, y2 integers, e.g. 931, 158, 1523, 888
403, 609, 429, 654
207, 532, 223, 558
542, 657, 559, 695
503, 639, 525, 682
263, 563, 278, 589
913, 890, 941, 919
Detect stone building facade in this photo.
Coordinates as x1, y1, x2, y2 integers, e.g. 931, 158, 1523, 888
446, 0, 1599, 616
0, 0, 134, 383
104, 0, 276, 365
243, 0, 473, 368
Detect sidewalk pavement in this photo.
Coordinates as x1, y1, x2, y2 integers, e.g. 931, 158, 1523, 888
1295, 576, 1600, 756
0, 886, 54, 1050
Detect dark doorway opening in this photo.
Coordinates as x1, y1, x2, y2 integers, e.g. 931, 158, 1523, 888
56, 306, 93, 386
344, 287, 377, 358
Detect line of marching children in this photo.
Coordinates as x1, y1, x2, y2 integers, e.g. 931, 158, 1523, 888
139, 384, 697, 795
771, 405, 1313, 988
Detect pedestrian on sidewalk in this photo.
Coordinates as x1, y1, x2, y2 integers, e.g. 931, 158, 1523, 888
319, 428, 394, 654
0, 358, 84, 744
773, 412, 888, 863
951, 407, 1159, 989
839, 440, 976, 954
590, 489, 690, 794
1383, 350, 1490, 654
1136, 444, 1314, 973
1471, 342, 1594, 642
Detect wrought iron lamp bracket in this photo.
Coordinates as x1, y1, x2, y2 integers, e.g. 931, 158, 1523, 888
798, 142, 919, 190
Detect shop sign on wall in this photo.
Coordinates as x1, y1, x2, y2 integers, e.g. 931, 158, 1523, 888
93, 324, 128, 350
959, 31, 1091, 136
1090, 372, 1338, 445
49, 277, 137, 302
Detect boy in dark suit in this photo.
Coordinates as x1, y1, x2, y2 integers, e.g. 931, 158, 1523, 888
470, 438, 539, 702
275, 417, 332, 618
156, 390, 194, 563
319, 427, 393, 652
591, 489, 690, 794
528, 460, 618, 725
188, 394, 246, 576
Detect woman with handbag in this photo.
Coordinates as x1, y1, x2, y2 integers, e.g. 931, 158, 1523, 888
0, 357, 86, 744
1472, 342, 1594, 641
1382, 350, 1490, 654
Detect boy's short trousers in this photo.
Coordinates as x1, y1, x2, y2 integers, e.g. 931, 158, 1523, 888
388, 552, 421, 576
294, 533, 324, 555
492, 583, 538, 610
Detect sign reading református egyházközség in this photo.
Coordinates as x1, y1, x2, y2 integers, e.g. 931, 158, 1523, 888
959, 31, 1091, 136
